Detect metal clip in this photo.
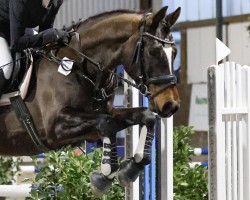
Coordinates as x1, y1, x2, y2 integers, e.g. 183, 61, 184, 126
138, 84, 151, 97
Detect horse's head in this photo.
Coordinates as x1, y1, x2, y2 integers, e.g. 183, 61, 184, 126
122, 6, 181, 118
59, 7, 180, 117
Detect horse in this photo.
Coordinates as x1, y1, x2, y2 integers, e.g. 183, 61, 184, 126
0, 6, 181, 196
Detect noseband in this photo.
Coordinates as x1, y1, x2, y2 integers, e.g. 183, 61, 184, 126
130, 14, 177, 99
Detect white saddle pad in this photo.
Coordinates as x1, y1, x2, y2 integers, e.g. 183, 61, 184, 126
0, 57, 33, 106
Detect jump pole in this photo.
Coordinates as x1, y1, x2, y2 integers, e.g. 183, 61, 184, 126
124, 72, 140, 200
161, 117, 174, 200
0, 184, 31, 197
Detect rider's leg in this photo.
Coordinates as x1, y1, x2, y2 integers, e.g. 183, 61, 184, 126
0, 36, 13, 96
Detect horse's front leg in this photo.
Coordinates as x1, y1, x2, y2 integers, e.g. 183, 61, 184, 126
53, 107, 120, 196
111, 107, 156, 187
89, 107, 156, 195
90, 135, 119, 197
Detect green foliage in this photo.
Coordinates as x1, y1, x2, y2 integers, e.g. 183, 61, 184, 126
0, 125, 207, 199
173, 126, 208, 200
0, 156, 21, 184
26, 147, 124, 200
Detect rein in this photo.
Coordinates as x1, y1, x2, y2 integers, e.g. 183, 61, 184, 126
52, 13, 177, 100
10, 13, 177, 101
63, 43, 140, 91
64, 13, 177, 100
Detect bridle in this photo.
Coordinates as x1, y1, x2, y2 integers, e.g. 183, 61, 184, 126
36, 12, 177, 101
130, 13, 177, 99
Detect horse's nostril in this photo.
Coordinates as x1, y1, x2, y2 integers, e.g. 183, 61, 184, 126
162, 101, 179, 116
162, 101, 173, 112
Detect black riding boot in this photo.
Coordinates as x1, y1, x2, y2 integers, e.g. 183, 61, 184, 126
0, 69, 7, 97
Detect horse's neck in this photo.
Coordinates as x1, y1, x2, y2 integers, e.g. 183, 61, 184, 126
75, 14, 140, 72
79, 14, 140, 49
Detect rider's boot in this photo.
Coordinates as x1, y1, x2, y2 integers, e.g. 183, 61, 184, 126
0, 37, 14, 97
0, 68, 7, 97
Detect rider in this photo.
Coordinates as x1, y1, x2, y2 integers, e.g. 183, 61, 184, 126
0, 0, 70, 96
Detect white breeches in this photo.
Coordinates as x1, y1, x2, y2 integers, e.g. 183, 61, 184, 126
0, 37, 13, 79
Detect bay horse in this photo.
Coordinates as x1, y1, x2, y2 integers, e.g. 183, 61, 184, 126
0, 6, 181, 196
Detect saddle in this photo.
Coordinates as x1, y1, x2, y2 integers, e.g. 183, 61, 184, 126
0, 51, 33, 106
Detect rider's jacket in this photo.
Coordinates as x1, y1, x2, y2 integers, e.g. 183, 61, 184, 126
0, 0, 63, 52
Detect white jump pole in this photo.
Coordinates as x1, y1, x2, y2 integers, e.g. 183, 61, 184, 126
124, 72, 140, 200
162, 117, 173, 200
0, 184, 31, 197
19, 165, 40, 173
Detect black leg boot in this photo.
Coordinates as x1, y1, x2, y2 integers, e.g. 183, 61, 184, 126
0, 69, 7, 97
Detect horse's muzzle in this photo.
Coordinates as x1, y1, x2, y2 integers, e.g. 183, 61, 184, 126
148, 83, 180, 118
159, 100, 180, 118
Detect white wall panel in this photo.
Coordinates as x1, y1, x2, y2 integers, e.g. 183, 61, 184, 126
186, 23, 250, 84
186, 0, 199, 21
242, 0, 250, 14
162, 0, 186, 22
172, 0, 186, 22
228, 22, 250, 66
54, 0, 140, 29
223, 0, 245, 16
199, 0, 215, 20
163, 0, 215, 22
230, 0, 242, 16
223, 0, 229, 16
162, 0, 248, 22
187, 27, 216, 84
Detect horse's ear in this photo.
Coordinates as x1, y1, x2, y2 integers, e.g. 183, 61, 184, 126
150, 6, 168, 29
164, 7, 181, 27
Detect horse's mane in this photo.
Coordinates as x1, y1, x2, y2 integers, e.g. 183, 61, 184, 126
64, 9, 146, 31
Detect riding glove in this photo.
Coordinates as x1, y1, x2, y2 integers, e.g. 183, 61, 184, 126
42, 28, 70, 45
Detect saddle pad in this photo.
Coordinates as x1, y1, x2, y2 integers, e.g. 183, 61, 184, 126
0, 59, 33, 107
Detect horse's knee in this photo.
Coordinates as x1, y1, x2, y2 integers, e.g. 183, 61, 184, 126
96, 115, 117, 137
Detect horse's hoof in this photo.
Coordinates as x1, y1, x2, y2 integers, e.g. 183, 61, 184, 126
117, 168, 131, 187
90, 172, 113, 197
117, 158, 143, 187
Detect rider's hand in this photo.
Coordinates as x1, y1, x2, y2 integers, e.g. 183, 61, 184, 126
42, 28, 70, 46
53, 29, 70, 44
